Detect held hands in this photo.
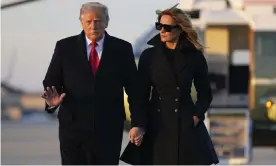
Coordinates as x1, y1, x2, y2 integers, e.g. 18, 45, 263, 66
128, 117, 199, 147
193, 116, 200, 127
41, 86, 66, 107
129, 127, 145, 146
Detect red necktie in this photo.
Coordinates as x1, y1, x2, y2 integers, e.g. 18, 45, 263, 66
89, 42, 99, 75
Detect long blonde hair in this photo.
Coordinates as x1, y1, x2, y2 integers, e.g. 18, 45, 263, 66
156, 4, 204, 51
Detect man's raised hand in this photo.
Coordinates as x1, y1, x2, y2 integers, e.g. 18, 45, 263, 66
41, 86, 66, 107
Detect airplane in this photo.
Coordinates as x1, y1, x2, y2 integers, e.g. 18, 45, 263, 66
1, 0, 43, 9
1, 0, 46, 121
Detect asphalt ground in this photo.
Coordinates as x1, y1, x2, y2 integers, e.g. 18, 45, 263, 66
1, 121, 276, 165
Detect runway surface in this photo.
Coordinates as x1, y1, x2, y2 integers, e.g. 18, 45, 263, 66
1, 120, 276, 165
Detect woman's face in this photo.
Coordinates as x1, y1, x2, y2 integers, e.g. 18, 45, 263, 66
158, 15, 182, 43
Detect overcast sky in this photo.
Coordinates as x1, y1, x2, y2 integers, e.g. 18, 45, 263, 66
1, 0, 177, 92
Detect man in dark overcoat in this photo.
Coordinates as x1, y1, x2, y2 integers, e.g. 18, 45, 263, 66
42, 2, 145, 165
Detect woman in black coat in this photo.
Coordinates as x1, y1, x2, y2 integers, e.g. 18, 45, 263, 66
120, 6, 219, 165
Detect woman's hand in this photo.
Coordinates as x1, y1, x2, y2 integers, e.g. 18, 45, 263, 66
129, 127, 145, 146
193, 116, 200, 126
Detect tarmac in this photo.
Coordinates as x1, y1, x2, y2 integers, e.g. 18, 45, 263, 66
1, 120, 276, 165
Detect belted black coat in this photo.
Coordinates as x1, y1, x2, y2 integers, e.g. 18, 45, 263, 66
120, 33, 219, 165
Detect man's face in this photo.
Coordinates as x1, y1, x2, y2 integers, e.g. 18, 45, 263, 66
80, 11, 106, 42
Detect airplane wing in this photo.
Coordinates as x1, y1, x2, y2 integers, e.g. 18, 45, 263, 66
1, 0, 43, 10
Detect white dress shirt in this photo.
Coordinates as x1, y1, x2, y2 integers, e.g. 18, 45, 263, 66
85, 34, 105, 60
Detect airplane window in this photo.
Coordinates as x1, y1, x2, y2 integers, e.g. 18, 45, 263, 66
186, 10, 200, 19
254, 31, 276, 78
255, 32, 276, 57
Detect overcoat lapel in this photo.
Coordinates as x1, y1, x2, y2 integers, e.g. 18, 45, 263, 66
172, 49, 191, 77
76, 31, 114, 81
151, 46, 177, 86
149, 34, 192, 87
94, 32, 113, 77
77, 31, 95, 82
172, 34, 198, 77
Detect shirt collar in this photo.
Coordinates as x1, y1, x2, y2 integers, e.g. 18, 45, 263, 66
85, 34, 105, 49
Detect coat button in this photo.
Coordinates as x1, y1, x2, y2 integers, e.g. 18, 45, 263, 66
175, 109, 178, 112
157, 109, 160, 112
175, 98, 179, 102
176, 87, 180, 90
159, 97, 162, 100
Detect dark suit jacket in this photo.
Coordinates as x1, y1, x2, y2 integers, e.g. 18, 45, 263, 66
43, 31, 145, 140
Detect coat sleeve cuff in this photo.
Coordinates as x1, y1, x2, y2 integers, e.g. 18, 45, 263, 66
130, 123, 145, 129
130, 119, 146, 129
45, 104, 59, 113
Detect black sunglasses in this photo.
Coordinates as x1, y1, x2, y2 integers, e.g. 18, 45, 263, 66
155, 22, 180, 32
